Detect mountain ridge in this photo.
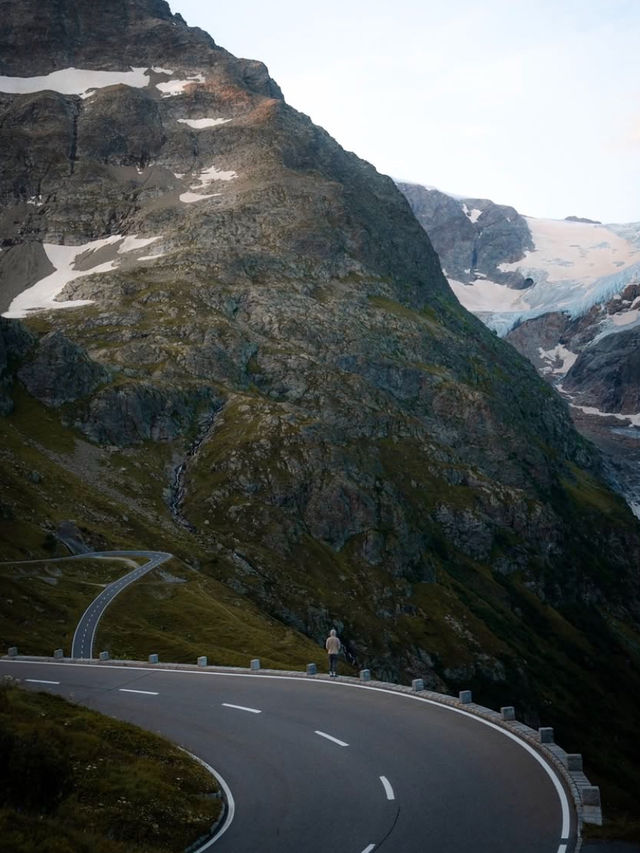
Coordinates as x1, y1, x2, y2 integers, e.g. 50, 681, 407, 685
1, 1, 640, 838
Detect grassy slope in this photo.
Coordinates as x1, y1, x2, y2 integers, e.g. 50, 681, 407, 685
0, 391, 336, 670
0, 682, 221, 853
0, 557, 141, 655
179, 395, 640, 838
96, 558, 334, 671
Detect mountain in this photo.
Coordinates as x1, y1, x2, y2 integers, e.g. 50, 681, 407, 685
398, 183, 640, 335
2, 1, 640, 837
400, 182, 640, 514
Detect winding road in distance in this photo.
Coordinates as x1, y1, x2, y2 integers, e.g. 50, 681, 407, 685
69, 551, 172, 658
1, 659, 578, 853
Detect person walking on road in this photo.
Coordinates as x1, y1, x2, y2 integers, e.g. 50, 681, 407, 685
325, 628, 341, 678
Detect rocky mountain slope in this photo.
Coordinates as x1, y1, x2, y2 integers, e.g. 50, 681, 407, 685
400, 182, 640, 521
1, 1, 640, 835
399, 183, 640, 334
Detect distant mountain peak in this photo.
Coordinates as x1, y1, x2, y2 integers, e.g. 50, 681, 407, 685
565, 215, 602, 224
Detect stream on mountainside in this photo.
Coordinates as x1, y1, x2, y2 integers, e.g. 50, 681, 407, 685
168, 410, 220, 531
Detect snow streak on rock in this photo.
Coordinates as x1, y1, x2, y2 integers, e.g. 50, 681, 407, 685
3, 236, 162, 318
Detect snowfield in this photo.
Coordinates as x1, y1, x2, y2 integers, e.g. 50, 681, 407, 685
177, 117, 230, 129
0, 66, 207, 100
0, 67, 150, 98
2, 236, 162, 318
500, 218, 640, 285
450, 215, 640, 334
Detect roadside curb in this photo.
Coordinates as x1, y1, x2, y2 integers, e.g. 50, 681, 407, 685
180, 748, 234, 853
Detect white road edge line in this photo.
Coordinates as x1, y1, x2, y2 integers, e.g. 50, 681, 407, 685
361, 845, 376, 853
315, 730, 349, 747
180, 748, 235, 850
119, 688, 159, 695
222, 703, 262, 714
25, 678, 60, 685
380, 775, 395, 800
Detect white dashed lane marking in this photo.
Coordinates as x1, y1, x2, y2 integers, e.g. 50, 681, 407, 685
222, 703, 262, 714
25, 679, 60, 685
119, 688, 159, 695
315, 730, 349, 747
380, 776, 395, 800
361, 845, 376, 853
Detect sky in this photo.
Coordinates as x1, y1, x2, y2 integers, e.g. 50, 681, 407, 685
170, 0, 640, 223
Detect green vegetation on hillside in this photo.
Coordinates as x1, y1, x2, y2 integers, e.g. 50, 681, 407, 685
0, 681, 221, 853
96, 558, 331, 670
0, 557, 142, 655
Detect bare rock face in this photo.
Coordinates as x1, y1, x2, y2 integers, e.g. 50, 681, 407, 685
562, 326, 640, 413
79, 382, 222, 445
397, 182, 534, 287
0, 316, 35, 413
17, 330, 110, 407
395, 184, 476, 281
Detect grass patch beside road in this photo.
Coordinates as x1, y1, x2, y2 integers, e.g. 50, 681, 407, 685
0, 681, 221, 853
0, 557, 143, 656
97, 559, 327, 670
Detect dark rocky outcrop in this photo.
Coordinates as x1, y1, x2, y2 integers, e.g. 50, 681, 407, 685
565, 215, 601, 224
18, 330, 110, 407
0, 316, 35, 413
563, 326, 640, 413
79, 382, 222, 445
397, 182, 533, 287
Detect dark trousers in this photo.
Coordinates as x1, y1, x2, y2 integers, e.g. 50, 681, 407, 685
329, 653, 338, 674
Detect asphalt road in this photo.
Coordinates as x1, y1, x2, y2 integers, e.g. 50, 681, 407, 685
1, 659, 577, 853
70, 551, 172, 658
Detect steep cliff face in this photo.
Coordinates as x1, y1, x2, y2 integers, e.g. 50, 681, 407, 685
397, 182, 534, 288
2, 1, 640, 827
401, 181, 640, 523
506, 282, 640, 519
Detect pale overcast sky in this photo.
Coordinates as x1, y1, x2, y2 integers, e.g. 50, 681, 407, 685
170, 0, 640, 223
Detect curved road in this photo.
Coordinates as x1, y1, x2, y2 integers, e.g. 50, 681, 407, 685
70, 551, 172, 658
1, 659, 578, 853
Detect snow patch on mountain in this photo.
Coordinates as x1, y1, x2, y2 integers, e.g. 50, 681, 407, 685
2, 235, 162, 318
179, 191, 219, 204
179, 163, 237, 204
538, 344, 578, 376
462, 203, 482, 223
156, 73, 204, 97
450, 215, 640, 334
177, 118, 230, 129
564, 399, 640, 428
0, 67, 150, 98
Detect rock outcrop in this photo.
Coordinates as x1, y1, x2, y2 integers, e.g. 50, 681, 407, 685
18, 330, 110, 407
0, 316, 35, 413
397, 182, 533, 287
